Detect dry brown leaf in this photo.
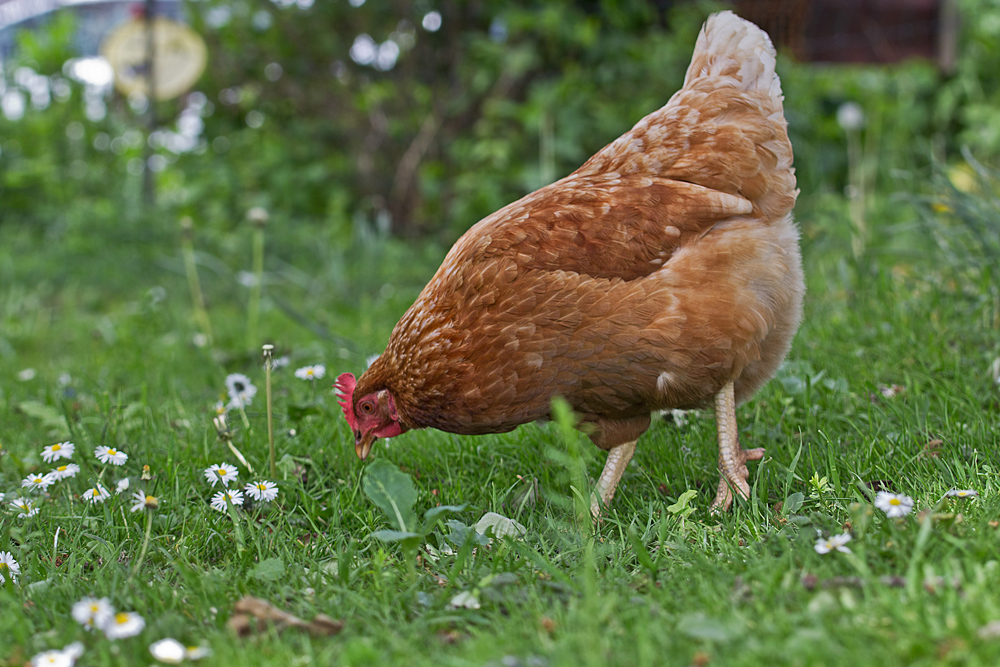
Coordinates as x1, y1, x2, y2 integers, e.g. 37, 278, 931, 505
227, 596, 344, 638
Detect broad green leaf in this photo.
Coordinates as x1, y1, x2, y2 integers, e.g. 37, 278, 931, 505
783, 492, 805, 515
473, 512, 526, 540
363, 460, 417, 532
252, 557, 286, 582
423, 504, 467, 526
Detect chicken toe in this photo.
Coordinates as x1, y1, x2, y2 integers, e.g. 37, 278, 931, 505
710, 381, 765, 511
590, 439, 637, 520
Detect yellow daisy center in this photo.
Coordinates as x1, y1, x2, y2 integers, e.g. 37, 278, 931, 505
108, 449, 117, 455
146, 495, 155, 503
58, 466, 67, 472
889, 498, 900, 505
52, 445, 62, 451
90, 604, 100, 612
114, 612, 129, 624
0, 563, 8, 571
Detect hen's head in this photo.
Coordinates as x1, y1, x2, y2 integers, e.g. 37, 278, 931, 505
335, 372, 404, 459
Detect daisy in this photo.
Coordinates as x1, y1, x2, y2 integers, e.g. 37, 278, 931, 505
213, 400, 227, 416
41, 441, 75, 463
225, 373, 257, 409
815, 532, 853, 554
104, 611, 145, 639
244, 480, 278, 502
185, 646, 211, 660
22, 472, 56, 492
72, 596, 113, 630
945, 489, 978, 499
95, 445, 128, 466
149, 638, 185, 664
210, 489, 244, 512
204, 463, 239, 487
294, 364, 326, 381
0, 551, 20, 584
874, 491, 914, 518
30, 643, 84, 667
9, 496, 39, 518
131, 491, 159, 512
149, 639, 209, 663
116, 478, 130, 494
50, 463, 80, 481
83, 486, 111, 504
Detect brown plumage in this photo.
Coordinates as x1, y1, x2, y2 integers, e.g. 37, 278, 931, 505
337, 11, 804, 514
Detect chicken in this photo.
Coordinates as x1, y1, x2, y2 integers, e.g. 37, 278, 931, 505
336, 11, 804, 516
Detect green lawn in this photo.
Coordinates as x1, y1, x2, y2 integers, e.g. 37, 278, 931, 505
1, 202, 999, 666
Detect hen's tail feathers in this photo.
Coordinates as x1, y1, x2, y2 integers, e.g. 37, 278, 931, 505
583, 11, 797, 223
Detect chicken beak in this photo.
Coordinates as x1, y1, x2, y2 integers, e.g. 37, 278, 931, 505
355, 430, 377, 460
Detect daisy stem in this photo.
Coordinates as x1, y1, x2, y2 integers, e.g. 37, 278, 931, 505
180, 217, 213, 344
266, 358, 276, 479
226, 440, 255, 475
129, 508, 154, 583
237, 403, 251, 433
226, 495, 246, 554
247, 222, 265, 351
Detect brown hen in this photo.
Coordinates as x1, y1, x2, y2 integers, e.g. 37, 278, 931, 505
337, 11, 804, 515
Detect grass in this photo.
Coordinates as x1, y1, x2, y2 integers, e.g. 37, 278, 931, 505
1, 195, 999, 666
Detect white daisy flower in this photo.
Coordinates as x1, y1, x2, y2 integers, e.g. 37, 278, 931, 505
83, 486, 111, 504
210, 489, 244, 512
874, 491, 914, 518
50, 463, 81, 481
104, 611, 145, 639
95, 446, 128, 466
149, 638, 185, 664
204, 463, 239, 487
131, 491, 159, 512
0, 551, 20, 584
32, 642, 84, 667
22, 472, 56, 492
149, 639, 208, 663
213, 400, 227, 416
814, 532, 853, 554
244, 480, 278, 502
116, 478, 131, 494
41, 441, 75, 463
945, 489, 978, 499
185, 646, 211, 660
9, 496, 39, 518
224, 373, 257, 409
72, 596, 114, 630
294, 364, 326, 381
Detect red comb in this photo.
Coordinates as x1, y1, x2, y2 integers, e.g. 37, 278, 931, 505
334, 373, 358, 430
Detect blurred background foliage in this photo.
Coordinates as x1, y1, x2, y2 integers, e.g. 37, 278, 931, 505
1, 0, 999, 351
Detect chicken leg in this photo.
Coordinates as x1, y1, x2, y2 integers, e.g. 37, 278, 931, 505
590, 439, 637, 519
710, 380, 764, 511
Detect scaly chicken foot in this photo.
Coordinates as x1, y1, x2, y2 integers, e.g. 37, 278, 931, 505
590, 439, 637, 520
710, 380, 765, 512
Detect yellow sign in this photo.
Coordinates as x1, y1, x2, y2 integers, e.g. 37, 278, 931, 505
101, 18, 207, 101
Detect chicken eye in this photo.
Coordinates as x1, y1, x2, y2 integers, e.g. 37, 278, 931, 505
360, 401, 374, 414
